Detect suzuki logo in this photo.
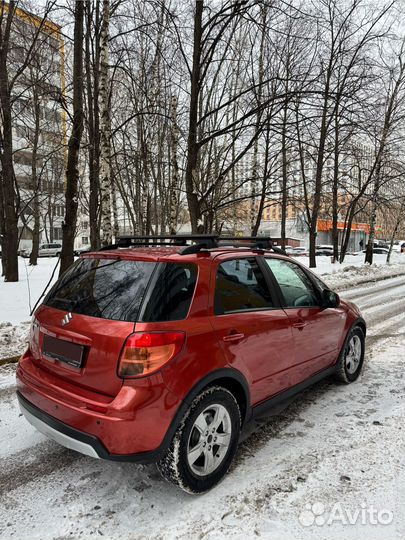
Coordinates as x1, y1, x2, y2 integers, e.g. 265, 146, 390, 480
61, 312, 73, 326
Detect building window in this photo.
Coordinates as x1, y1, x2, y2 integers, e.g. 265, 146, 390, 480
82, 237, 89, 245
14, 151, 32, 167
52, 228, 63, 240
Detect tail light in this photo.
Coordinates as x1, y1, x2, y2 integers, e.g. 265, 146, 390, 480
30, 317, 40, 358
118, 332, 185, 378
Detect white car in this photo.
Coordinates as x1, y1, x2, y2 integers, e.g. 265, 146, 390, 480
21, 242, 62, 258
284, 246, 296, 255
291, 246, 309, 257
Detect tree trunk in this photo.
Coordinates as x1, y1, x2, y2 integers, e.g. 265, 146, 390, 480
85, 0, 101, 250
364, 192, 378, 265
0, 173, 5, 276
0, 1, 19, 281
386, 199, 405, 263
169, 95, 180, 234
280, 103, 288, 249
250, 5, 266, 236
309, 99, 329, 268
99, 0, 112, 245
365, 166, 382, 265
29, 83, 41, 266
331, 107, 340, 263
185, 0, 203, 233
60, 0, 85, 275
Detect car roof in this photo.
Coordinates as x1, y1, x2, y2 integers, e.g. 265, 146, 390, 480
81, 246, 290, 264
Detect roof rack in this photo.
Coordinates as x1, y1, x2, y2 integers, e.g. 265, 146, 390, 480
100, 234, 286, 256
100, 234, 218, 254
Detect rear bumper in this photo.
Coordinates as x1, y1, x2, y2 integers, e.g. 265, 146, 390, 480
16, 353, 182, 461
17, 392, 166, 462
18, 392, 101, 459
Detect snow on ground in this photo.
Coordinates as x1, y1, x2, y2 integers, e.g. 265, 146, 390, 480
0, 254, 404, 360
0, 334, 404, 539
0, 257, 60, 325
0, 322, 31, 360
0, 261, 404, 539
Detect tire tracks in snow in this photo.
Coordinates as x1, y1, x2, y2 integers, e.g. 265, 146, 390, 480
0, 441, 82, 498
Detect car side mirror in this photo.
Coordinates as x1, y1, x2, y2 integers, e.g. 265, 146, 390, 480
322, 289, 340, 308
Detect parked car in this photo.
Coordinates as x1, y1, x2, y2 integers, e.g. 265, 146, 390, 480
291, 246, 309, 257
74, 244, 91, 256
315, 244, 334, 256
373, 240, 389, 249
21, 243, 62, 258
284, 246, 296, 255
363, 247, 389, 255
16, 235, 366, 493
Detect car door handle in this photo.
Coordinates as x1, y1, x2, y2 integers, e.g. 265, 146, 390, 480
223, 332, 245, 342
292, 320, 307, 329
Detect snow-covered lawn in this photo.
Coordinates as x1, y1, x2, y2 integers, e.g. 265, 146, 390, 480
0, 256, 61, 325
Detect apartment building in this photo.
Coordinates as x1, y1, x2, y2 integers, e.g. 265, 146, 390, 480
8, 6, 66, 250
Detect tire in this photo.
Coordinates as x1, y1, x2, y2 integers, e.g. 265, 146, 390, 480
334, 326, 365, 383
157, 386, 241, 494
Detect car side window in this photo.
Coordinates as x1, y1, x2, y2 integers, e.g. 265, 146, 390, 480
265, 258, 319, 308
140, 263, 198, 322
215, 258, 274, 315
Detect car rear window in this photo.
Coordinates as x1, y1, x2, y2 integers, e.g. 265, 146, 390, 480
44, 258, 155, 321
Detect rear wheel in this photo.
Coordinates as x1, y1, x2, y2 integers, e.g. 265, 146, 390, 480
157, 386, 241, 493
334, 326, 365, 383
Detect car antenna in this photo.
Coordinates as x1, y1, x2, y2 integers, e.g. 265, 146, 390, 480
30, 256, 61, 316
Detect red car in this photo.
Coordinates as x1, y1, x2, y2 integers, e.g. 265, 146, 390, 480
16, 235, 365, 493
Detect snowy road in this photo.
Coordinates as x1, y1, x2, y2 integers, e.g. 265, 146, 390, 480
0, 274, 404, 540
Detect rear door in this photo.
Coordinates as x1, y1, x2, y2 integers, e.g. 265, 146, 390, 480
39, 244, 49, 257
264, 257, 345, 380
209, 256, 295, 405
32, 257, 156, 396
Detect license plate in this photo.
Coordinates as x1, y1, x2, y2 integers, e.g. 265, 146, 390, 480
42, 335, 85, 368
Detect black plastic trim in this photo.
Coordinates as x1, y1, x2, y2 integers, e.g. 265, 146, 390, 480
17, 391, 163, 463
249, 365, 337, 421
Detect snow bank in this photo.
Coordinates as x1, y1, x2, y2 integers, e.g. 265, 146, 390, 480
0, 321, 30, 359
320, 261, 405, 291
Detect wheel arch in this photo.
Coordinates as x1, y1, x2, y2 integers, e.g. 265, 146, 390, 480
336, 316, 366, 367
180, 368, 251, 427
354, 317, 366, 337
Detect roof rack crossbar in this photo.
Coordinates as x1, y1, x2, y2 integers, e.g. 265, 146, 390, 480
217, 236, 272, 250
99, 234, 286, 255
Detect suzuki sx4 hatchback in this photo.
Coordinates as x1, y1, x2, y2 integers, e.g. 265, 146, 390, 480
16, 236, 366, 493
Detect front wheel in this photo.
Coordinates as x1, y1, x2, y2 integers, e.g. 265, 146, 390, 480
157, 386, 241, 494
334, 326, 365, 383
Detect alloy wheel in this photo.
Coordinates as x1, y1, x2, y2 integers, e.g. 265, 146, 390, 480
187, 403, 232, 476
345, 334, 362, 374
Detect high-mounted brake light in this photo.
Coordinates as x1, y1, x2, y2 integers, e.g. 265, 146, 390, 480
118, 332, 185, 378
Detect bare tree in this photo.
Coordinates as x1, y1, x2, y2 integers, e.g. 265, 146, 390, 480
60, 0, 85, 275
